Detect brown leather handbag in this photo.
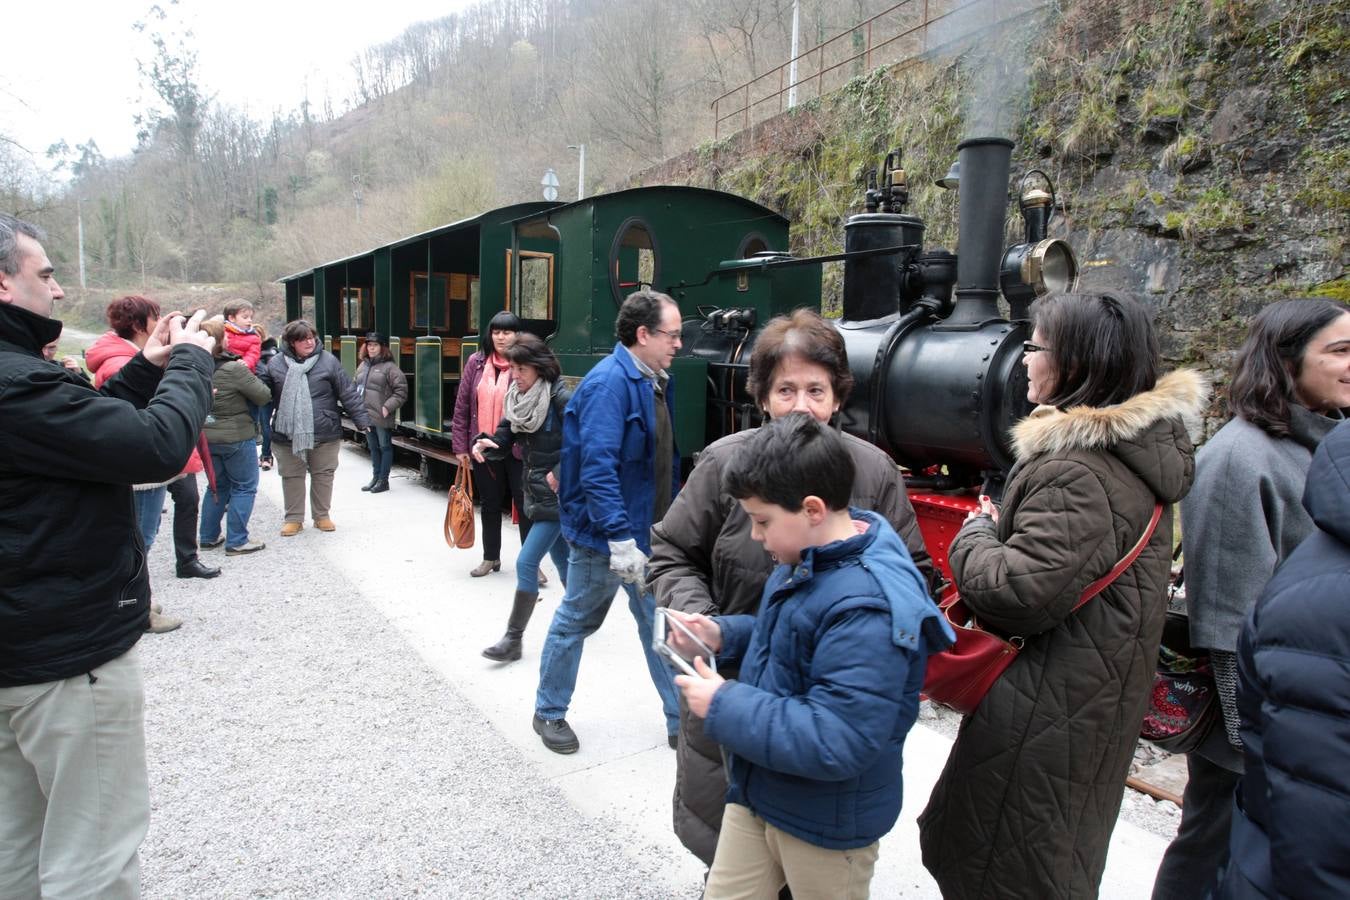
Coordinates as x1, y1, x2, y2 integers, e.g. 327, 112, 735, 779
443, 463, 475, 550
923, 502, 1163, 715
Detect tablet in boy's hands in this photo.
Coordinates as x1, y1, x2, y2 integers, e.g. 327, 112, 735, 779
653, 608, 716, 677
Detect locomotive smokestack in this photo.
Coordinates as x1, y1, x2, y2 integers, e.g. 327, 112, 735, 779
945, 137, 1013, 327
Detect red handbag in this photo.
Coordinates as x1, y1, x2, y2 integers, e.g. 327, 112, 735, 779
923, 502, 1163, 715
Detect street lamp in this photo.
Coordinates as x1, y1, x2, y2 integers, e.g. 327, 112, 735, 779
567, 144, 586, 201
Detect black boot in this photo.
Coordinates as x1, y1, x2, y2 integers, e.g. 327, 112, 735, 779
361, 475, 378, 491
482, 590, 539, 662
369, 478, 390, 493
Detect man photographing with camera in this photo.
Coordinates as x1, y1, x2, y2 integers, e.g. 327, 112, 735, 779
0, 213, 214, 898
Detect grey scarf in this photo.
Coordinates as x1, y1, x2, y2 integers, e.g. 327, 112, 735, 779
276, 351, 321, 457
504, 377, 552, 434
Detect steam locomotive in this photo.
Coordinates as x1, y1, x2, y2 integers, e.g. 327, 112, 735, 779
281, 135, 1077, 579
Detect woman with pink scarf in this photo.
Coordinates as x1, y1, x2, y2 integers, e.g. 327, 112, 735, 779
451, 311, 539, 579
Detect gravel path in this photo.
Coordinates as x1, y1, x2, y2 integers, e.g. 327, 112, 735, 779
138, 489, 677, 899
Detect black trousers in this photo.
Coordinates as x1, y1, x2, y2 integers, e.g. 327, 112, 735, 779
1151, 747, 1241, 900
167, 476, 201, 566
472, 455, 530, 562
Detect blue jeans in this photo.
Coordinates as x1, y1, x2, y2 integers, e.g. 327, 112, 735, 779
515, 519, 570, 592
199, 439, 261, 549
252, 402, 273, 460
133, 487, 168, 549
365, 426, 393, 481
534, 543, 680, 736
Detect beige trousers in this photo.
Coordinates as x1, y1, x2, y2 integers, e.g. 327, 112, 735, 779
273, 439, 342, 524
704, 802, 880, 900
0, 646, 149, 900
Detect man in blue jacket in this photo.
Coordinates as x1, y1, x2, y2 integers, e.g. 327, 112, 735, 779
0, 214, 215, 899
532, 290, 684, 754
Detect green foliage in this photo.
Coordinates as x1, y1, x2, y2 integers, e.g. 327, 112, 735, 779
1307, 278, 1350, 303
412, 157, 498, 231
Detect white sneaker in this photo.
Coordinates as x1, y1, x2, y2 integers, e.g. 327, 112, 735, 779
226, 541, 266, 556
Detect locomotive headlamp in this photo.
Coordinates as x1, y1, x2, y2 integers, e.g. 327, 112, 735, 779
935, 159, 961, 190
999, 171, 1077, 317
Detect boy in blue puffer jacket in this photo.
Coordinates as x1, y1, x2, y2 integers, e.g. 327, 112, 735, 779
667, 413, 953, 900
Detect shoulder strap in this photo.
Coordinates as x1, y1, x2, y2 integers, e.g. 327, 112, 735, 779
1072, 502, 1165, 612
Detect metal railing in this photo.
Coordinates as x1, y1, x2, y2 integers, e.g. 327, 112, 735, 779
711, 0, 992, 139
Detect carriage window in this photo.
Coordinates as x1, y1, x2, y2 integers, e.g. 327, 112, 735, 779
519, 252, 554, 320
410, 272, 450, 332
340, 287, 365, 331
300, 294, 317, 325
609, 219, 659, 307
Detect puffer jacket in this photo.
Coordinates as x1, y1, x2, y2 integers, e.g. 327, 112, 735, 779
87, 329, 204, 485
261, 346, 371, 443
354, 357, 409, 429
704, 510, 951, 850
0, 302, 212, 686
223, 322, 261, 371
918, 369, 1207, 900
649, 426, 938, 865
483, 381, 572, 521
205, 352, 271, 444
1218, 420, 1350, 899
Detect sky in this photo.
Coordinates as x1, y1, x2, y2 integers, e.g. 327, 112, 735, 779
3, 0, 473, 167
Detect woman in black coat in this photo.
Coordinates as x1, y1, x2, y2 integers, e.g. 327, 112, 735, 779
1219, 420, 1350, 898
471, 333, 572, 662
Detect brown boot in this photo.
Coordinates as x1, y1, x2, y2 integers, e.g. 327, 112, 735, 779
482, 591, 540, 662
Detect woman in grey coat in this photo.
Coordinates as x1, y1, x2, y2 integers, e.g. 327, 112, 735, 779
1152, 297, 1350, 900
354, 331, 408, 494
261, 319, 372, 535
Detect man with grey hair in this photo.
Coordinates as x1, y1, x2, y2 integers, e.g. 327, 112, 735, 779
0, 213, 215, 898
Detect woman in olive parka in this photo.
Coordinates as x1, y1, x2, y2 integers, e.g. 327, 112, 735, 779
918, 291, 1208, 899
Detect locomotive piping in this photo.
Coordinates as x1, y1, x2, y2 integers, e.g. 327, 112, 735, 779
946, 137, 1014, 329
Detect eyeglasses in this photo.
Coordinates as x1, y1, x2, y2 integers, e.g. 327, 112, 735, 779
650, 327, 683, 342
1022, 342, 1051, 354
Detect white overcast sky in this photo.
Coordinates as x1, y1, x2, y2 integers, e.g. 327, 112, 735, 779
3, 0, 472, 165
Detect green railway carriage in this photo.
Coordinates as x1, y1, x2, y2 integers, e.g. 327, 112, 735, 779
280, 187, 821, 465
280, 202, 559, 451
503, 186, 821, 457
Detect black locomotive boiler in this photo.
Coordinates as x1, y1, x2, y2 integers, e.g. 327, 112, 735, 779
676, 137, 1079, 579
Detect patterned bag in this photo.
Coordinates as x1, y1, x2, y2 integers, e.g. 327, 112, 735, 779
443, 463, 475, 550
1141, 610, 1218, 753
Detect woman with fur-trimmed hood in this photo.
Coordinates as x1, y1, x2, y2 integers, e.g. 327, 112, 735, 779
918, 291, 1208, 899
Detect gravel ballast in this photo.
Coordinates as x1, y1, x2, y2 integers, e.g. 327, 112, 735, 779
138, 488, 680, 899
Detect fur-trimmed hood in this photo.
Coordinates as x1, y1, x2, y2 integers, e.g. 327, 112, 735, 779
1011, 368, 1209, 503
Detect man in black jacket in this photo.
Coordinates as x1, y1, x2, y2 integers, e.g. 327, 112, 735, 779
0, 213, 214, 899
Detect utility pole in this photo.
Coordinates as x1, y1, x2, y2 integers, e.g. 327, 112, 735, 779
567, 144, 586, 200
77, 199, 87, 290
788, 0, 801, 109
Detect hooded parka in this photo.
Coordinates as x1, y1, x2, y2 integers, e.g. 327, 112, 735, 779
649, 426, 935, 865
918, 369, 1207, 900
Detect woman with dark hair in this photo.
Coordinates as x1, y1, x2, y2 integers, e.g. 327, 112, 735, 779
196, 319, 271, 555
918, 291, 1208, 900
451, 310, 537, 579
86, 295, 218, 602
1152, 297, 1349, 900
471, 333, 573, 661
647, 307, 935, 872
260, 319, 371, 535
355, 332, 408, 494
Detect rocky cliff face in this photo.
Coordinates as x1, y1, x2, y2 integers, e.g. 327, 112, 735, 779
634, 0, 1347, 433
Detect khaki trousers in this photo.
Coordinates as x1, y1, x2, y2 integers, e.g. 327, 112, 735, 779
704, 802, 880, 900
273, 439, 341, 524
0, 646, 149, 900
